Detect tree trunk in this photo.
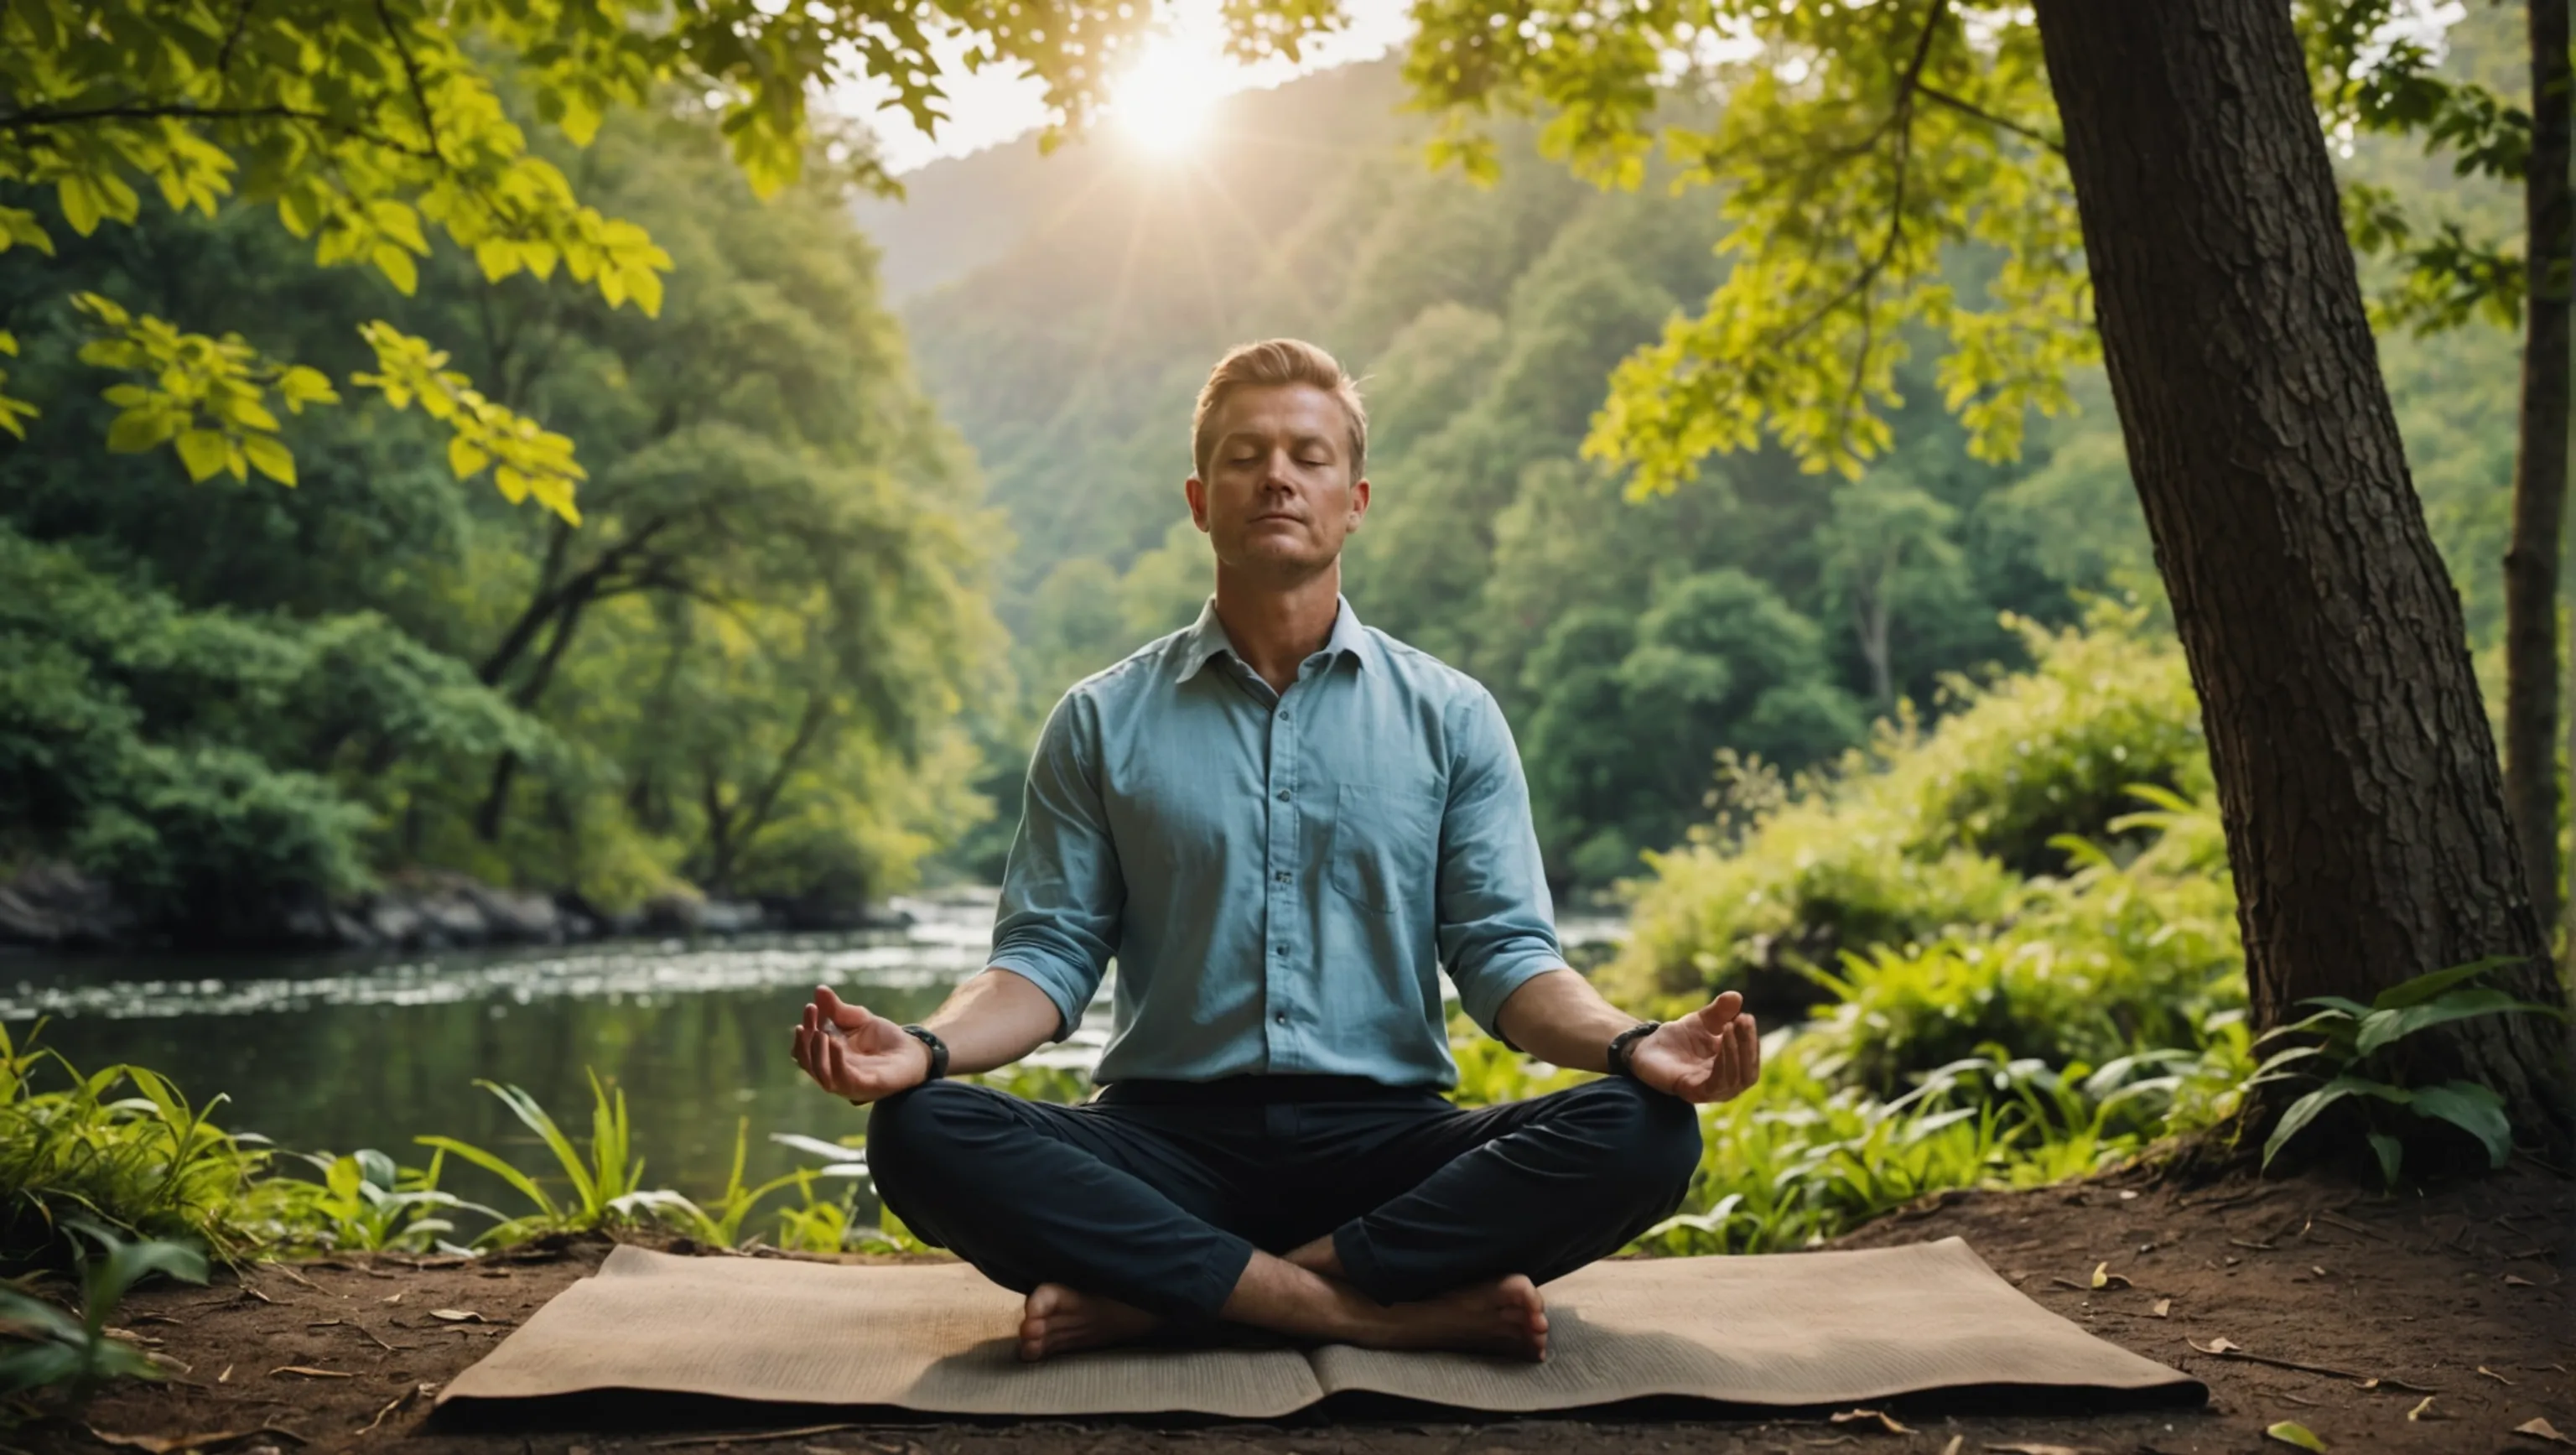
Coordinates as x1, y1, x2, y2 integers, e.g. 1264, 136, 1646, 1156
2031, 0, 2573, 1153
2515, 0, 2574, 933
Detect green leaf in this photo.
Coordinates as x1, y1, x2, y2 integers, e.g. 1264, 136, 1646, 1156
414, 1135, 559, 1222
105, 408, 174, 455
2263, 1075, 2410, 1170
476, 1080, 596, 1212
174, 429, 228, 482
2408, 1080, 2512, 1167
2366, 1132, 2402, 1187
242, 434, 296, 486
2369, 957, 2523, 1011
2265, 1420, 2329, 1451
2355, 988, 2563, 1057
57, 174, 102, 235
372, 243, 418, 296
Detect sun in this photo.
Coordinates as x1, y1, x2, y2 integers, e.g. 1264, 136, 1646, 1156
1110, 34, 1229, 155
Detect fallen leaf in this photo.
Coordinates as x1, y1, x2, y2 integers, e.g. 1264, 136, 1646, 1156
2405, 1396, 2436, 1421
267, 1366, 352, 1380
357, 1384, 432, 1436
1828, 1408, 1914, 1435
2481, 1365, 2518, 1385
2516, 1418, 2575, 1447
2189, 1336, 2244, 1355
2264, 1421, 2328, 1452
2504, 1274, 2536, 1287
426, 1308, 486, 1322
379, 1291, 404, 1305
216, 1365, 231, 1385
1981, 1444, 2098, 1455
2150, 1297, 2172, 1317
1941, 1438, 1964, 1455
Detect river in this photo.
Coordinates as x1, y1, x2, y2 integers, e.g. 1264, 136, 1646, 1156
1, 892, 1626, 1213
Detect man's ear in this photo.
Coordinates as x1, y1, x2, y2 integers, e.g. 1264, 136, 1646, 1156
1348, 475, 1371, 531
1184, 475, 1210, 532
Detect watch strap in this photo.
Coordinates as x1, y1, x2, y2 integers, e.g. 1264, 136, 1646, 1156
900, 1023, 949, 1082
1606, 1020, 1661, 1081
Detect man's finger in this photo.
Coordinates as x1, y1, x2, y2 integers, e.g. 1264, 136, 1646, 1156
817, 986, 870, 1031
1688, 990, 1743, 1035
823, 1034, 856, 1095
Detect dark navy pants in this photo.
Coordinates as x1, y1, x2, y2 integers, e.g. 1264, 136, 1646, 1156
864, 1074, 1703, 1321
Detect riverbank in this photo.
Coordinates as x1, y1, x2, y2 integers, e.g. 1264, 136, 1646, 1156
0, 861, 911, 955
37, 1166, 2571, 1455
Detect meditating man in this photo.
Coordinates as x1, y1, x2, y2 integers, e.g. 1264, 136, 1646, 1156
787, 339, 1764, 1364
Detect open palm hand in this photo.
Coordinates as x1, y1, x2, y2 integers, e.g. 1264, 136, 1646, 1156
1626, 990, 1763, 1104
790, 985, 931, 1105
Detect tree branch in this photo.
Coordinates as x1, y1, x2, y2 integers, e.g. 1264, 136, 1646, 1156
371, 0, 445, 162
0, 101, 442, 159
1914, 82, 2063, 153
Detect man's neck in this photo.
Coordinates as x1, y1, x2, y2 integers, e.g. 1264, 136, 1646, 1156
1212, 564, 1343, 694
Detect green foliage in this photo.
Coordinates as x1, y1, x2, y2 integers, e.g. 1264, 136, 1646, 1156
0, 521, 548, 928
414, 1072, 662, 1245
0, 1221, 206, 1408
0, 1022, 266, 1276
1392, 0, 2530, 491
1609, 604, 2208, 1009
252, 1148, 475, 1255
2256, 960, 2568, 1182
1, 96, 998, 921
0, 0, 1214, 506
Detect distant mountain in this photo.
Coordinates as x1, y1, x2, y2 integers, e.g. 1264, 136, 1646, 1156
855, 61, 1413, 301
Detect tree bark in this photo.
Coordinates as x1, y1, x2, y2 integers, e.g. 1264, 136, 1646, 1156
2031, 0, 2573, 1152
2516, 0, 2574, 933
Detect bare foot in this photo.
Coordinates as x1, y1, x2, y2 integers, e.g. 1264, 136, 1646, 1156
1018, 1283, 1163, 1361
1375, 1274, 1549, 1361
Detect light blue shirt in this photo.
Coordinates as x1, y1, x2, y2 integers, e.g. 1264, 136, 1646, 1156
989, 596, 1566, 1088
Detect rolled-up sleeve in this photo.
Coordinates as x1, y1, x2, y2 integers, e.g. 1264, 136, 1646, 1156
988, 690, 1123, 1039
1436, 687, 1565, 1037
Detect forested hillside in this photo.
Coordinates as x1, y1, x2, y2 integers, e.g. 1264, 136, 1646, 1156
886, 36, 2528, 891
0, 102, 999, 939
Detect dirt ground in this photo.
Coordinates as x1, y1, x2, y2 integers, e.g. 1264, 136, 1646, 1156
20, 1164, 2572, 1455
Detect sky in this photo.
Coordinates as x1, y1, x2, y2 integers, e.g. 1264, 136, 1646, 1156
830, 0, 1415, 174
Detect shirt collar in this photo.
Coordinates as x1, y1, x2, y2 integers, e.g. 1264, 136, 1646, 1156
1174, 596, 1374, 683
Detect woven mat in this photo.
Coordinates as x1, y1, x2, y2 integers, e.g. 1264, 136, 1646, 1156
438, 1238, 2202, 1418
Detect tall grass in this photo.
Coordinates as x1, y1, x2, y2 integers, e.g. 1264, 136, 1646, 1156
0, 1020, 267, 1273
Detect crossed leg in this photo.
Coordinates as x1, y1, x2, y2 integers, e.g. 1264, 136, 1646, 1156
1019, 1248, 1549, 1362
866, 1079, 1696, 1363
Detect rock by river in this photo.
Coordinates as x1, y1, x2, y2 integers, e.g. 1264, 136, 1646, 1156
0, 860, 908, 954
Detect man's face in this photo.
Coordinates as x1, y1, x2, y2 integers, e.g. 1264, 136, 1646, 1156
1186, 383, 1369, 582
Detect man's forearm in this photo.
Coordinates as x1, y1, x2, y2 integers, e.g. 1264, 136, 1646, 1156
918, 967, 1067, 1076
1491, 968, 1646, 1073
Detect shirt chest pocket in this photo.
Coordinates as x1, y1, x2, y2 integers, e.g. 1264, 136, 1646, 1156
1326, 782, 1446, 915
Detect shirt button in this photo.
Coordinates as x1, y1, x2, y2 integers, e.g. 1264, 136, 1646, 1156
1275, 1012, 1290, 1025
1273, 870, 1291, 885
1273, 943, 1287, 956
1275, 789, 1291, 802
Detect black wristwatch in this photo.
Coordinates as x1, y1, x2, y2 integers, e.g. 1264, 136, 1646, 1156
1606, 1020, 1661, 1081
901, 1023, 950, 1082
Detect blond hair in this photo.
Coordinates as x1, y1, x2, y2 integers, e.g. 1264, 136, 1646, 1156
1190, 339, 1368, 481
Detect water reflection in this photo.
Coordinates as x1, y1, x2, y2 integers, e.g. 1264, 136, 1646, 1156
2, 893, 1626, 1208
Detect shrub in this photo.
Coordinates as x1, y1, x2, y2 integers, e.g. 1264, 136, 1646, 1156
1605, 601, 2208, 1016
0, 1022, 273, 1276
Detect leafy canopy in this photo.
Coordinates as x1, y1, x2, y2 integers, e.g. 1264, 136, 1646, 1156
1, 0, 1236, 517
1401, 0, 2538, 486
